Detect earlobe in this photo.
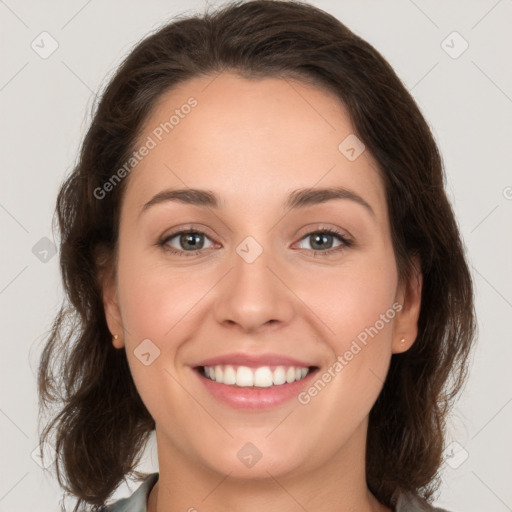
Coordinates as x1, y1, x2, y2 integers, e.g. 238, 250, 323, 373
102, 274, 124, 349
392, 256, 422, 354
111, 333, 123, 349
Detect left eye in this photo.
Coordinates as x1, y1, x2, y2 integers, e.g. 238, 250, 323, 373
295, 230, 349, 252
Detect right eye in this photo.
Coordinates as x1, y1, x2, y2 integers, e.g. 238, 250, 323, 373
159, 230, 216, 256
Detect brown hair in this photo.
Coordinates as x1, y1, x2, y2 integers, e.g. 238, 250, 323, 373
38, 1, 476, 510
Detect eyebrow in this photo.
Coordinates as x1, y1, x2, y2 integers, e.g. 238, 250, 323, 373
139, 186, 375, 217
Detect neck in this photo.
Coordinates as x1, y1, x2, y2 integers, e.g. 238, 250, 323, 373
147, 423, 391, 512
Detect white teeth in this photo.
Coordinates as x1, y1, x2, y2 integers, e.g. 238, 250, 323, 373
273, 366, 286, 385
202, 364, 311, 387
236, 366, 254, 386
223, 365, 236, 385
286, 367, 296, 383
254, 367, 273, 387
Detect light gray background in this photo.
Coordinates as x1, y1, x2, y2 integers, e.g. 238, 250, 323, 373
1, 1, 511, 511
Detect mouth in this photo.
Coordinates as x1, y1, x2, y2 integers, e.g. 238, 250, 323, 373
193, 364, 320, 410
196, 364, 316, 387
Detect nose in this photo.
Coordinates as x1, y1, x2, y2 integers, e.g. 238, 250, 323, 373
213, 241, 295, 334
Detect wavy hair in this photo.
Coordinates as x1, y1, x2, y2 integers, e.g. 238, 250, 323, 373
38, 1, 476, 510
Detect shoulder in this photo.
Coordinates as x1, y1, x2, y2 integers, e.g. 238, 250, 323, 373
101, 473, 159, 512
394, 491, 453, 512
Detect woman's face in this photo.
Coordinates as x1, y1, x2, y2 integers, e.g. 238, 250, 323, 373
103, 72, 421, 480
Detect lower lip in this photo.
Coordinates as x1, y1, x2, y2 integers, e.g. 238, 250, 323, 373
194, 367, 318, 410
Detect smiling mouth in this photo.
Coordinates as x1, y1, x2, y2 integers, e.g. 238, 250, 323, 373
196, 364, 318, 388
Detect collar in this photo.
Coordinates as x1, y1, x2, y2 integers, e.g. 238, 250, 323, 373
105, 473, 159, 512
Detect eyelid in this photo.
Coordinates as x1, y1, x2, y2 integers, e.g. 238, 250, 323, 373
159, 223, 218, 243
294, 223, 353, 243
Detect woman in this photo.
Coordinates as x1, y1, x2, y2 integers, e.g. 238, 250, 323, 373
38, 1, 476, 511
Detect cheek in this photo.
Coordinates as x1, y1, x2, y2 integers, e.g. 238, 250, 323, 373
116, 246, 209, 341
305, 251, 398, 348
294, 266, 398, 457
298, 245, 398, 414
115, 255, 204, 428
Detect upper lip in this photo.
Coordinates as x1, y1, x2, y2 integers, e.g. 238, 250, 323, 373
194, 353, 316, 368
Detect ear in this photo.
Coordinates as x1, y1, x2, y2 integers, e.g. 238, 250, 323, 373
392, 255, 422, 354
102, 270, 125, 349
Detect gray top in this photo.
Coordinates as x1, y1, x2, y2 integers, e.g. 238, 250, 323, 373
103, 473, 451, 512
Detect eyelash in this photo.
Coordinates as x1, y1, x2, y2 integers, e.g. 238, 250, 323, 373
158, 227, 353, 257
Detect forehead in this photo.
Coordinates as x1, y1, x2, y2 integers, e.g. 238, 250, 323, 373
123, 72, 386, 218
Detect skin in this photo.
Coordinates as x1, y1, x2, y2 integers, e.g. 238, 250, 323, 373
103, 72, 422, 512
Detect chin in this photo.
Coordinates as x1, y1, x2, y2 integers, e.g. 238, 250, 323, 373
195, 442, 310, 481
